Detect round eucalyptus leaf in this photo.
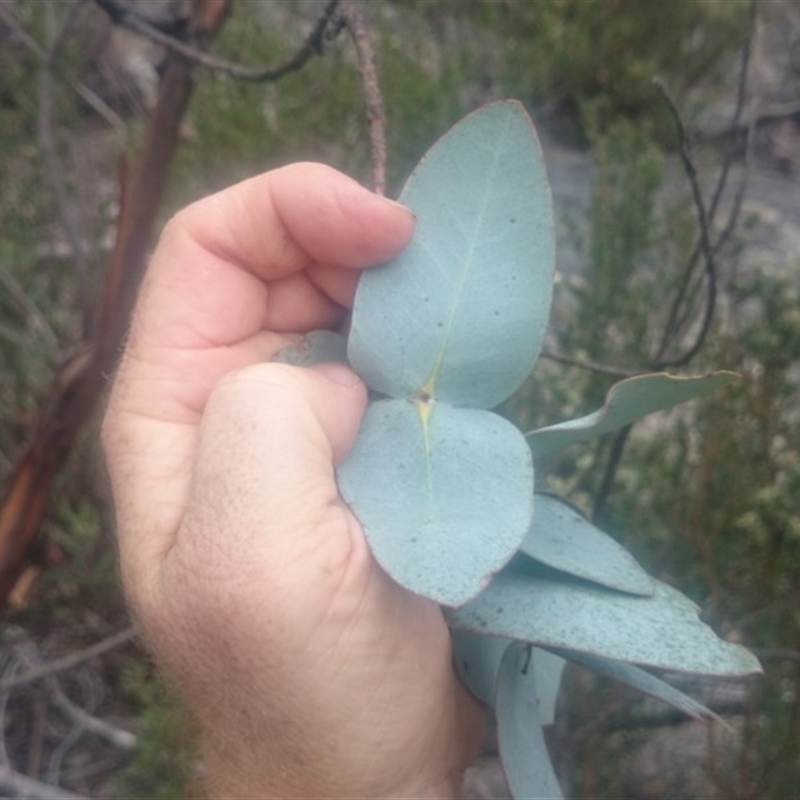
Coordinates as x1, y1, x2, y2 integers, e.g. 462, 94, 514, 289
337, 398, 534, 606
348, 100, 554, 409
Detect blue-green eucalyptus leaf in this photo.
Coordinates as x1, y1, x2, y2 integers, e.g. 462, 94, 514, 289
551, 648, 722, 723
528, 372, 737, 459
521, 494, 654, 596
337, 398, 533, 606
496, 642, 564, 800
272, 330, 348, 367
530, 646, 567, 726
348, 100, 554, 409
446, 562, 762, 675
451, 630, 511, 707
451, 633, 566, 726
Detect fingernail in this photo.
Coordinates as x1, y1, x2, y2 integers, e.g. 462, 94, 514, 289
380, 195, 416, 220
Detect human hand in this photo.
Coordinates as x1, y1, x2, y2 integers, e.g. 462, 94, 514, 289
101, 164, 485, 799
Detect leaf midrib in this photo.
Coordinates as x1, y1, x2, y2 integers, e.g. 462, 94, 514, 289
418, 121, 510, 401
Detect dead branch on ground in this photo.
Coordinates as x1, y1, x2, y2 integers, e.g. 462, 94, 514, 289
0, 626, 137, 693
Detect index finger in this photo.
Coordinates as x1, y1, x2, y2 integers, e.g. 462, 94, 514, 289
132, 162, 415, 353
112, 162, 414, 424
103, 164, 414, 585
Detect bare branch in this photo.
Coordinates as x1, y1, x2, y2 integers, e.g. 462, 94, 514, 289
588, 3, 758, 525
51, 688, 137, 750
595, 66, 738, 514
653, 0, 757, 366
706, 0, 758, 223
539, 350, 642, 379
711, 1, 761, 262
0, 626, 138, 693
340, 0, 387, 195
72, 82, 127, 136
652, 78, 717, 370
92, 0, 342, 83
591, 425, 632, 524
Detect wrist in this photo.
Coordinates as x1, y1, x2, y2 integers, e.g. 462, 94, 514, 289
201, 740, 466, 800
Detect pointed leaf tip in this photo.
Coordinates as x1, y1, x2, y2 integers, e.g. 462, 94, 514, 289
447, 566, 762, 676
554, 649, 725, 724
529, 371, 738, 459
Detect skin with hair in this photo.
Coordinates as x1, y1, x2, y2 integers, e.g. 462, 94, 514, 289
102, 163, 485, 799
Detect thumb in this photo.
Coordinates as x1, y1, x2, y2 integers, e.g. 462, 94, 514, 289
165, 361, 369, 590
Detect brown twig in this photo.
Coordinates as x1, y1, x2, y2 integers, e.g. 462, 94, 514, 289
340, 0, 387, 195
92, 0, 342, 83
0, 1, 231, 608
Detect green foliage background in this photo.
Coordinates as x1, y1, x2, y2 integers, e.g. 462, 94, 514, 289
1, 1, 798, 797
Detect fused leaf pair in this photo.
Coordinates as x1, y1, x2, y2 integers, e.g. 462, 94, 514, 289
338, 101, 555, 607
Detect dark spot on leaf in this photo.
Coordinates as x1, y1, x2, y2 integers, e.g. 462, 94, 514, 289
462, 660, 469, 672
